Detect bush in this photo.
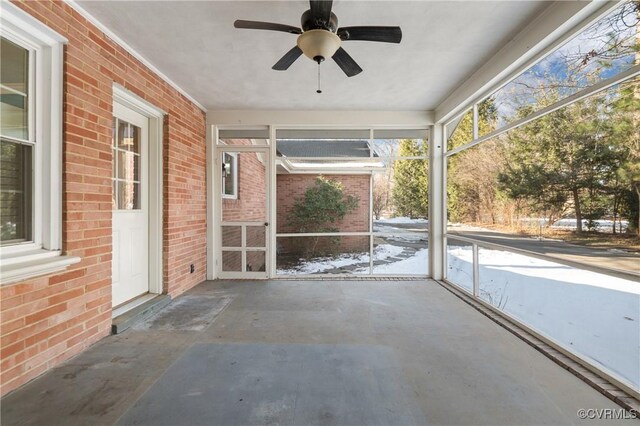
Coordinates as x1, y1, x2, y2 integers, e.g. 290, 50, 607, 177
286, 176, 359, 256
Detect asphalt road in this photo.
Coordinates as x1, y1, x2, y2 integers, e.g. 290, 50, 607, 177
448, 229, 640, 279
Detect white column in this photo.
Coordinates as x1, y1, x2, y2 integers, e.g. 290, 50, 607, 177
269, 125, 277, 278
206, 124, 217, 280
429, 123, 445, 280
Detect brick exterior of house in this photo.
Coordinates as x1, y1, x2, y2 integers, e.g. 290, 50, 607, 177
0, 3, 375, 397
276, 174, 371, 234
1, 1, 206, 397
276, 174, 371, 255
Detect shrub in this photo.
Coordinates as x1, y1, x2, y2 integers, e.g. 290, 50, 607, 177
286, 176, 359, 256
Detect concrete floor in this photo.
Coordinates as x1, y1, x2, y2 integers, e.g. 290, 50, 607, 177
1, 279, 629, 425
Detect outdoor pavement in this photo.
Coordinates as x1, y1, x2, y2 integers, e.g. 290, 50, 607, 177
449, 229, 640, 277
1, 279, 629, 425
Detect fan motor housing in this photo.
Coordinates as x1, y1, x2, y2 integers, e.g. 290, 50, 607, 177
301, 10, 338, 32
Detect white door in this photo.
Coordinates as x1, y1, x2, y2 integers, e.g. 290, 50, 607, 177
112, 103, 149, 307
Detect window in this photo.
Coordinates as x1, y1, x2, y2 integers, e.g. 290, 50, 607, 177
222, 152, 238, 199
112, 118, 141, 210
1, 37, 32, 245
0, 3, 78, 284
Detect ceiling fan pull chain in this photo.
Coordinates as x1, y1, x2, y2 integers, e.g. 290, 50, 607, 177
317, 62, 322, 94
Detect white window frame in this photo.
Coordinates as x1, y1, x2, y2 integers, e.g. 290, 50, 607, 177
221, 152, 238, 200
0, 3, 79, 284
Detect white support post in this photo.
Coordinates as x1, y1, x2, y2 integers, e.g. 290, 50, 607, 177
472, 243, 479, 297
269, 125, 277, 278
472, 103, 479, 140
207, 125, 219, 280
206, 125, 214, 279
429, 123, 445, 280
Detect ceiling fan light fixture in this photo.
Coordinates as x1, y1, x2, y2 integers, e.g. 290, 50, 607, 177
297, 29, 341, 63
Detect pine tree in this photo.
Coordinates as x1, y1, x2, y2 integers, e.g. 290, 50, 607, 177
391, 139, 429, 218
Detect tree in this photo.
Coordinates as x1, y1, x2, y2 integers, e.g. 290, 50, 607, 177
611, 80, 640, 234
447, 99, 502, 223
287, 176, 359, 256
497, 71, 630, 234
392, 139, 428, 218
372, 174, 391, 220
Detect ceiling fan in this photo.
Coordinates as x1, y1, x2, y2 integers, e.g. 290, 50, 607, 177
234, 0, 402, 79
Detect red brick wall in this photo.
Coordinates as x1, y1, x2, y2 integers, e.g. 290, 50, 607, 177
276, 174, 371, 255
276, 174, 370, 233
221, 145, 267, 272
222, 148, 267, 223
0, 1, 206, 397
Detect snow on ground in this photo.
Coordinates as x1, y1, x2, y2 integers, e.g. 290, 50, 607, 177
447, 245, 640, 390
373, 244, 404, 260
551, 218, 628, 233
376, 217, 428, 224
371, 248, 428, 275
447, 223, 494, 232
519, 218, 629, 233
383, 234, 427, 243
277, 251, 369, 275
277, 244, 427, 275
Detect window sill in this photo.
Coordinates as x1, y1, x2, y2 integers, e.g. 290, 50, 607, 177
1, 249, 81, 285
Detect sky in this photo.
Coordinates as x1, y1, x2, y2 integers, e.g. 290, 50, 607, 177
483, 1, 638, 128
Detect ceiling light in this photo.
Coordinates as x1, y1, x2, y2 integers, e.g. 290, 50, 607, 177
296, 29, 341, 64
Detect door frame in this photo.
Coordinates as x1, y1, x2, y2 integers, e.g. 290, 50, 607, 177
212, 140, 271, 279
112, 84, 164, 297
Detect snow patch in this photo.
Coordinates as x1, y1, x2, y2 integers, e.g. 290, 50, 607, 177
277, 244, 407, 275
377, 217, 428, 224
372, 248, 428, 274
446, 245, 640, 389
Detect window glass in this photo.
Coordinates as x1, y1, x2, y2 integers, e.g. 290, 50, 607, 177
0, 36, 32, 245
0, 139, 32, 244
478, 1, 639, 136
445, 109, 473, 151
222, 153, 237, 197
0, 37, 29, 141
112, 118, 142, 210
448, 76, 639, 239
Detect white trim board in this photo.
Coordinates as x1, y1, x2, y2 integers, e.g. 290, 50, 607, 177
113, 84, 165, 297
208, 110, 434, 127
64, 0, 206, 112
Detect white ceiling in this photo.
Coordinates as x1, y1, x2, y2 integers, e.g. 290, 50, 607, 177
77, 1, 550, 111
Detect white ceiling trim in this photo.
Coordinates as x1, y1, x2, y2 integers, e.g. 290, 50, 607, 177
64, 0, 206, 112
208, 110, 434, 127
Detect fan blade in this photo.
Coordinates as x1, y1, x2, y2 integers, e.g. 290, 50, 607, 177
272, 46, 303, 71
234, 20, 301, 35
310, 0, 333, 24
332, 47, 362, 77
337, 26, 402, 43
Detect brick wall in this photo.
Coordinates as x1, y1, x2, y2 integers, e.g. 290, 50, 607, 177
1, 1, 206, 397
276, 174, 370, 233
222, 150, 267, 223
276, 174, 371, 255
220, 146, 267, 272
